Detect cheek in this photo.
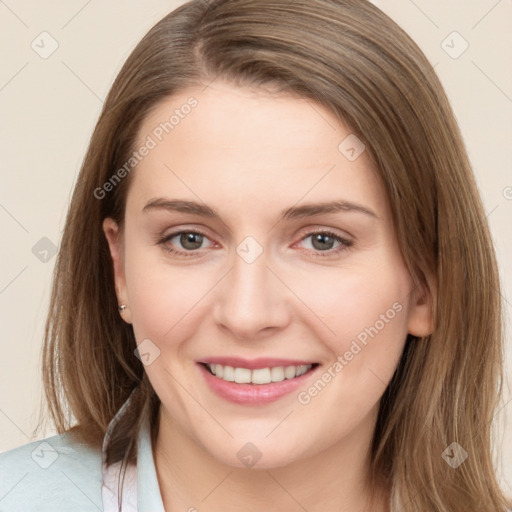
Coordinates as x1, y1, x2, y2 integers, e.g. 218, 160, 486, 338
124, 244, 216, 344
292, 259, 411, 376
290, 264, 410, 439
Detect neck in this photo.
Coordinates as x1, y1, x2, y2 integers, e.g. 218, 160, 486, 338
152, 406, 389, 512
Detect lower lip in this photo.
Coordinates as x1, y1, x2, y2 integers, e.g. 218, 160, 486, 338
198, 363, 318, 405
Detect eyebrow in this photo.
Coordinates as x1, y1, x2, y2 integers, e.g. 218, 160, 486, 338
142, 198, 379, 220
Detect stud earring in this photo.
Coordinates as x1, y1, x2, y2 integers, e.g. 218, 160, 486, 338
118, 304, 127, 313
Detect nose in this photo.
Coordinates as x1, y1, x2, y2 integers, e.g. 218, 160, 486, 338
212, 246, 291, 341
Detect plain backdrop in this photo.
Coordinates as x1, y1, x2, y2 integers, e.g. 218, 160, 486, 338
1, 0, 511, 496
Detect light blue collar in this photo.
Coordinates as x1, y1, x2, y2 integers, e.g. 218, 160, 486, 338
101, 390, 165, 511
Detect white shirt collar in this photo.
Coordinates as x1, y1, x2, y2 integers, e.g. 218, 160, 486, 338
101, 390, 165, 511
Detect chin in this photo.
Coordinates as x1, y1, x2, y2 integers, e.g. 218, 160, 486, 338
202, 434, 311, 471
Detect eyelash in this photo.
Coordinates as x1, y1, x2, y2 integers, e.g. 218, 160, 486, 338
156, 229, 353, 258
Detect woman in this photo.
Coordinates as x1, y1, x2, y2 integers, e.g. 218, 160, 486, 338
0, 0, 510, 511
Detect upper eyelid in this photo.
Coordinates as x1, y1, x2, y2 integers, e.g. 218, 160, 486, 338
159, 221, 353, 238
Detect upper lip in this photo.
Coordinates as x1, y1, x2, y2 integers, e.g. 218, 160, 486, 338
199, 357, 317, 370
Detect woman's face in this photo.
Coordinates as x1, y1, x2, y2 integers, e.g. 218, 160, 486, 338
104, 81, 432, 469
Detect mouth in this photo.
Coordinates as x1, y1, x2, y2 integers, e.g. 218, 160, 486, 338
197, 358, 320, 405
201, 362, 318, 384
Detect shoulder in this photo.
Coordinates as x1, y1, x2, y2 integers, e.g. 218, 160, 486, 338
0, 430, 103, 512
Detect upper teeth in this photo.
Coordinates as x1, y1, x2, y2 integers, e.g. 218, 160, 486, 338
206, 364, 312, 384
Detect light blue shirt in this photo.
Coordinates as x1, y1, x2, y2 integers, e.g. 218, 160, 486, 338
0, 394, 165, 512
3, 397, 511, 511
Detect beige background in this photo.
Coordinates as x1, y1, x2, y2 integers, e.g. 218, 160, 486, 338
1, 0, 511, 495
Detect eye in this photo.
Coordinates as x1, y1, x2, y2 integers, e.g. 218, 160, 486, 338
157, 229, 214, 257
297, 230, 353, 257
156, 228, 353, 259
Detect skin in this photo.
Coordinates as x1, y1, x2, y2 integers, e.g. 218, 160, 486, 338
103, 81, 433, 512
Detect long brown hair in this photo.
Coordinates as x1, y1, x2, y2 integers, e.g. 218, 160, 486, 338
38, 1, 510, 510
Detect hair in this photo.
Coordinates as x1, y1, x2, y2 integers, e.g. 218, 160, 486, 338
37, 0, 510, 510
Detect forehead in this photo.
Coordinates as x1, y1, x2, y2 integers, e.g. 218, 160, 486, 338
138, 82, 345, 158
127, 81, 387, 220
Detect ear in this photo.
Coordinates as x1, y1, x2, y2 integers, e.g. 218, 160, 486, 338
406, 276, 435, 337
103, 217, 132, 324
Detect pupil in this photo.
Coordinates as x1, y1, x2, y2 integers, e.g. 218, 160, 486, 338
312, 233, 333, 251
181, 233, 203, 250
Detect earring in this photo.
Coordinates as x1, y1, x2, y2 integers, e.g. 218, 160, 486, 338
118, 304, 127, 313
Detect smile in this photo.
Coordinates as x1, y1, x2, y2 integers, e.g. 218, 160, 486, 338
198, 358, 320, 405
205, 363, 313, 384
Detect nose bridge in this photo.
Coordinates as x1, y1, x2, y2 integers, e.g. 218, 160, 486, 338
213, 237, 289, 338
